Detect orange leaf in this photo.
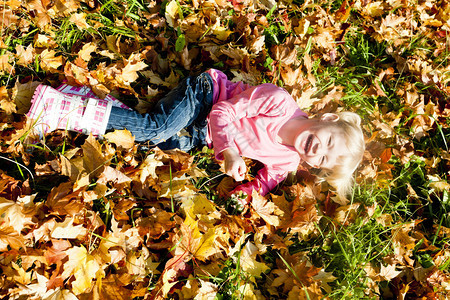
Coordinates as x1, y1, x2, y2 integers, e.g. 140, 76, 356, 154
380, 148, 392, 164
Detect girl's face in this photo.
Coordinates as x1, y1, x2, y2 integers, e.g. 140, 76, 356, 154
293, 120, 349, 170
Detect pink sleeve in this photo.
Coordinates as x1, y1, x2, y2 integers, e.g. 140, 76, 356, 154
208, 84, 295, 158
232, 167, 288, 196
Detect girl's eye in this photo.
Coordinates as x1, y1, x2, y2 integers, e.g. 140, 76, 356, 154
327, 137, 332, 146
320, 156, 325, 166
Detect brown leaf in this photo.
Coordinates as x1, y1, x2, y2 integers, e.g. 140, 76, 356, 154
13, 80, 41, 114
46, 182, 85, 216
81, 134, 108, 178
27, 0, 52, 28
35, 159, 61, 176
137, 208, 177, 239
0, 224, 26, 251
44, 239, 71, 265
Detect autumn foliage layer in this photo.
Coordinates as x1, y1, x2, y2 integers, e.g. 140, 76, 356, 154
0, 0, 449, 299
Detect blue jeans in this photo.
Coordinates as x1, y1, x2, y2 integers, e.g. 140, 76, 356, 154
106, 72, 213, 151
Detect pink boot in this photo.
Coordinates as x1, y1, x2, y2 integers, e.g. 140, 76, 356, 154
26, 85, 112, 138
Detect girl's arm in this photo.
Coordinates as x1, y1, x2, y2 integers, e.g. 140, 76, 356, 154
209, 84, 297, 159
222, 148, 246, 181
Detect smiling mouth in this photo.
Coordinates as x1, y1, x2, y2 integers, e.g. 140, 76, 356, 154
304, 134, 313, 154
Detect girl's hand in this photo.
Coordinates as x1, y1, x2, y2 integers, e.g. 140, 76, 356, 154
222, 148, 246, 181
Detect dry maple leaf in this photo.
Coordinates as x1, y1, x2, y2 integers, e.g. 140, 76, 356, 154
236, 241, 270, 278
44, 239, 71, 265
250, 190, 283, 227
0, 223, 26, 251
12, 80, 41, 114
120, 53, 148, 84
125, 247, 159, 280
50, 216, 87, 239
139, 153, 164, 182
164, 0, 179, 28
81, 134, 109, 178
69, 12, 90, 30
26, 0, 52, 28
272, 254, 321, 293
104, 129, 135, 149
0, 195, 36, 233
379, 264, 402, 281
45, 182, 85, 216
137, 208, 178, 240
39, 49, 63, 73
175, 214, 218, 262
391, 222, 418, 266
96, 274, 141, 300
15, 44, 35, 66
77, 42, 97, 62
61, 245, 104, 295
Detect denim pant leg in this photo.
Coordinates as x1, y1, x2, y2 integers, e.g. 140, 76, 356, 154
106, 73, 213, 151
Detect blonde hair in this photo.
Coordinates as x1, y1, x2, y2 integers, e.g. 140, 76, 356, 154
321, 112, 365, 200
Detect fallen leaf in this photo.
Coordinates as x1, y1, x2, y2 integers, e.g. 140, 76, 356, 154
0, 223, 26, 251
50, 217, 87, 239
251, 191, 283, 227
104, 129, 135, 149
40, 49, 63, 72
379, 264, 402, 281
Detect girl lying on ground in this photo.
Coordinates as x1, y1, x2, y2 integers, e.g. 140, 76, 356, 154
27, 69, 365, 203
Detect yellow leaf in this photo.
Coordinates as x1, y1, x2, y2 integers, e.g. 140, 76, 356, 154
165, 0, 179, 27
0, 53, 14, 75
81, 134, 107, 178
50, 217, 87, 239
78, 42, 97, 62
121, 53, 148, 84
15, 44, 35, 66
0, 98, 16, 114
72, 259, 102, 295
62, 245, 104, 295
236, 282, 262, 299
239, 241, 270, 278
0, 196, 35, 233
364, 1, 384, 17
104, 129, 135, 149
195, 279, 218, 299
40, 49, 63, 72
176, 215, 218, 262
251, 191, 282, 227
74, 173, 90, 190
60, 154, 81, 182
161, 269, 178, 296
139, 153, 164, 182
213, 26, 233, 41
125, 249, 159, 279
33, 34, 56, 48
193, 227, 216, 262
26, 0, 51, 29
69, 12, 90, 30
428, 175, 450, 192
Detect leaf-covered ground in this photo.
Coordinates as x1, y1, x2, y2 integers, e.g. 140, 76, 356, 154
0, 0, 449, 299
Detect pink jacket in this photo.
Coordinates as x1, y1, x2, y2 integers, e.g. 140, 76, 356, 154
206, 69, 308, 196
